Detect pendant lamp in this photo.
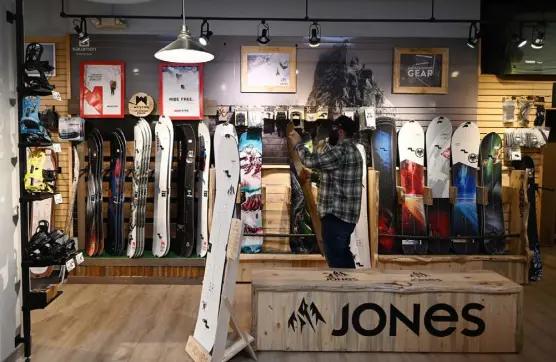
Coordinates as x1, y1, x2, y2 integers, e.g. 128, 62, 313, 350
155, 0, 214, 63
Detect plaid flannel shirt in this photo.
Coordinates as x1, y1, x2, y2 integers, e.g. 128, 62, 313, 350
295, 139, 363, 224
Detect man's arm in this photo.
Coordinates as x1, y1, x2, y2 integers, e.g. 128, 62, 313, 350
295, 142, 343, 171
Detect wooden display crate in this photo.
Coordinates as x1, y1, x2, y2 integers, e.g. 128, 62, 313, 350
252, 268, 523, 353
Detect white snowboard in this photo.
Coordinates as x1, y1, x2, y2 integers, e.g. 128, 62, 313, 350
349, 144, 370, 268
194, 124, 240, 352
426, 117, 452, 198
153, 116, 172, 257
197, 122, 211, 257
139, 119, 152, 257
214, 122, 237, 159
128, 119, 145, 258
163, 116, 174, 256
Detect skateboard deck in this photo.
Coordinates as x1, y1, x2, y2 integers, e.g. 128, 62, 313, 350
398, 121, 427, 255
480, 132, 505, 254
371, 118, 399, 254
349, 143, 370, 267
239, 130, 263, 253
194, 124, 240, 351
286, 122, 324, 255
426, 117, 452, 254
451, 122, 480, 254
197, 122, 211, 256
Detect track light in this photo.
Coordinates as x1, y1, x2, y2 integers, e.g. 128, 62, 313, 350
257, 20, 270, 45
516, 24, 527, 48
466, 22, 479, 49
531, 27, 545, 49
73, 17, 89, 44
199, 20, 213, 46
309, 22, 321, 48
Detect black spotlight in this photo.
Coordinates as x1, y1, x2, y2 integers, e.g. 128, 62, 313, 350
73, 17, 89, 44
532, 27, 545, 49
309, 22, 321, 48
257, 20, 270, 45
199, 20, 213, 46
466, 22, 479, 48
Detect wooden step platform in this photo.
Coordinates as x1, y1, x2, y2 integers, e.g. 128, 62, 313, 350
252, 268, 523, 353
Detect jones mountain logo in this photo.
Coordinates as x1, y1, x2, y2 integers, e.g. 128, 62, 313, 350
325, 270, 358, 281
468, 153, 478, 164
288, 298, 326, 332
415, 148, 425, 158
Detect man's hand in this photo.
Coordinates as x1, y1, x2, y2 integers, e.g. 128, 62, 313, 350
288, 129, 302, 147
298, 167, 312, 184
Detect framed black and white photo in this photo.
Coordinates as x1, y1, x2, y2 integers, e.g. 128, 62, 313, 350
241, 46, 297, 93
159, 63, 204, 120
24, 42, 56, 77
393, 48, 449, 94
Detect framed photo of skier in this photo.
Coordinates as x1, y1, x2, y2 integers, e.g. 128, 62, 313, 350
159, 63, 204, 120
393, 48, 449, 94
80, 61, 125, 118
241, 46, 297, 93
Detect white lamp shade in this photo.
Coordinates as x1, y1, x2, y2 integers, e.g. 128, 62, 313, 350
155, 26, 214, 63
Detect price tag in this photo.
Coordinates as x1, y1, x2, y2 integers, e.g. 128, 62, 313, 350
52, 143, 62, 153
51, 91, 62, 101
75, 252, 84, 265
54, 193, 63, 204
65, 258, 76, 272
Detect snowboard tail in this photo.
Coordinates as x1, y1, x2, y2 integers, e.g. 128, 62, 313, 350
451, 163, 480, 254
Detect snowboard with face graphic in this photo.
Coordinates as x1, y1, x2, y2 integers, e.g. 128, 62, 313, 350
451, 122, 480, 254
398, 121, 427, 255
239, 130, 263, 253
371, 118, 399, 254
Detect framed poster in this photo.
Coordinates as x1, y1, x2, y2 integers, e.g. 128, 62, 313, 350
241, 46, 297, 93
159, 63, 204, 120
80, 61, 125, 118
24, 42, 56, 77
393, 48, 449, 94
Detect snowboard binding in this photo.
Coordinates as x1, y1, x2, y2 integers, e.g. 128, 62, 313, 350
20, 96, 52, 145
23, 42, 56, 96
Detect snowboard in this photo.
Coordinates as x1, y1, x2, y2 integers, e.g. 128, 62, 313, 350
107, 129, 126, 256
371, 118, 399, 254
94, 130, 104, 256
239, 130, 263, 253
513, 156, 542, 281
349, 143, 370, 267
138, 120, 152, 257
86, 131, 100, 256
451, 121, 480, 254
30, 148, 57, 278
153, 116, 173, 257
287, 124, 323, 255
194, 124, 240, 351
128, 120, 145, 258
175, 124, 197, 257
65, 145, 80, 237
480, 132, 505, 254
197, 122, 211, 257
398, 121, 427, 255
426, 117, 452, 254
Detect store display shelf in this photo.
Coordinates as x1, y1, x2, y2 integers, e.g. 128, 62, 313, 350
25, 287, 63, 311
377, 254, 528, 264
81, 256, 206, 267
18, 141, 53, 148
19, 192, 53, 202
262, 164, 290, 169
23, 251, 81, 268
240, 253, 324, 261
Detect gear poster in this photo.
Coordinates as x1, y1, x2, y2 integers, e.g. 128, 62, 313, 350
80, 61, 125, 118
159, 63, 204, 120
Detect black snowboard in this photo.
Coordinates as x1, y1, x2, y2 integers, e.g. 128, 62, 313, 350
513, 156, 543, 281
174, 124, 196, 257
371, 118, 400, 254
107, 130, 126, 256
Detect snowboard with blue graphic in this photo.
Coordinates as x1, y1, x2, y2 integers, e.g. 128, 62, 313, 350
451, 122, 480, 254
239, 131, 263, 253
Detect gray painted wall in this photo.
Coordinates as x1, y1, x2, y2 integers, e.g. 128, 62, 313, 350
25, 0, 480, 38
71, 34, 478, 121
0, 0, 21, 360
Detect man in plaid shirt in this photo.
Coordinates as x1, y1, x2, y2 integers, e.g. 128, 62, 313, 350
292, 115, 363, 268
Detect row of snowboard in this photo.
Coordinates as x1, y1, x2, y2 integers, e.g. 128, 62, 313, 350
85, 119, 264, 258
372, 117, 511, 255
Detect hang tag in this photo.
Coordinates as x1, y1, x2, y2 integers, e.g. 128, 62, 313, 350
51, 91, 62, 101
65, 258, 76, 272
507, 146, 522, 161
75, 252, 84, 265
52, 143, 62, 153
54, 194, 63, 204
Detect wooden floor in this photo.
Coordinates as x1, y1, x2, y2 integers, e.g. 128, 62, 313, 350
31, 248, 556, 362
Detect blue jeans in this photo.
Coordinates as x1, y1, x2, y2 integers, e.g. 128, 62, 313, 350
321, 214, 356, 268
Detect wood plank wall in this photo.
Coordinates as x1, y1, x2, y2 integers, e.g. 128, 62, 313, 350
477, 74, 550, 234
25, 36, 73, 234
